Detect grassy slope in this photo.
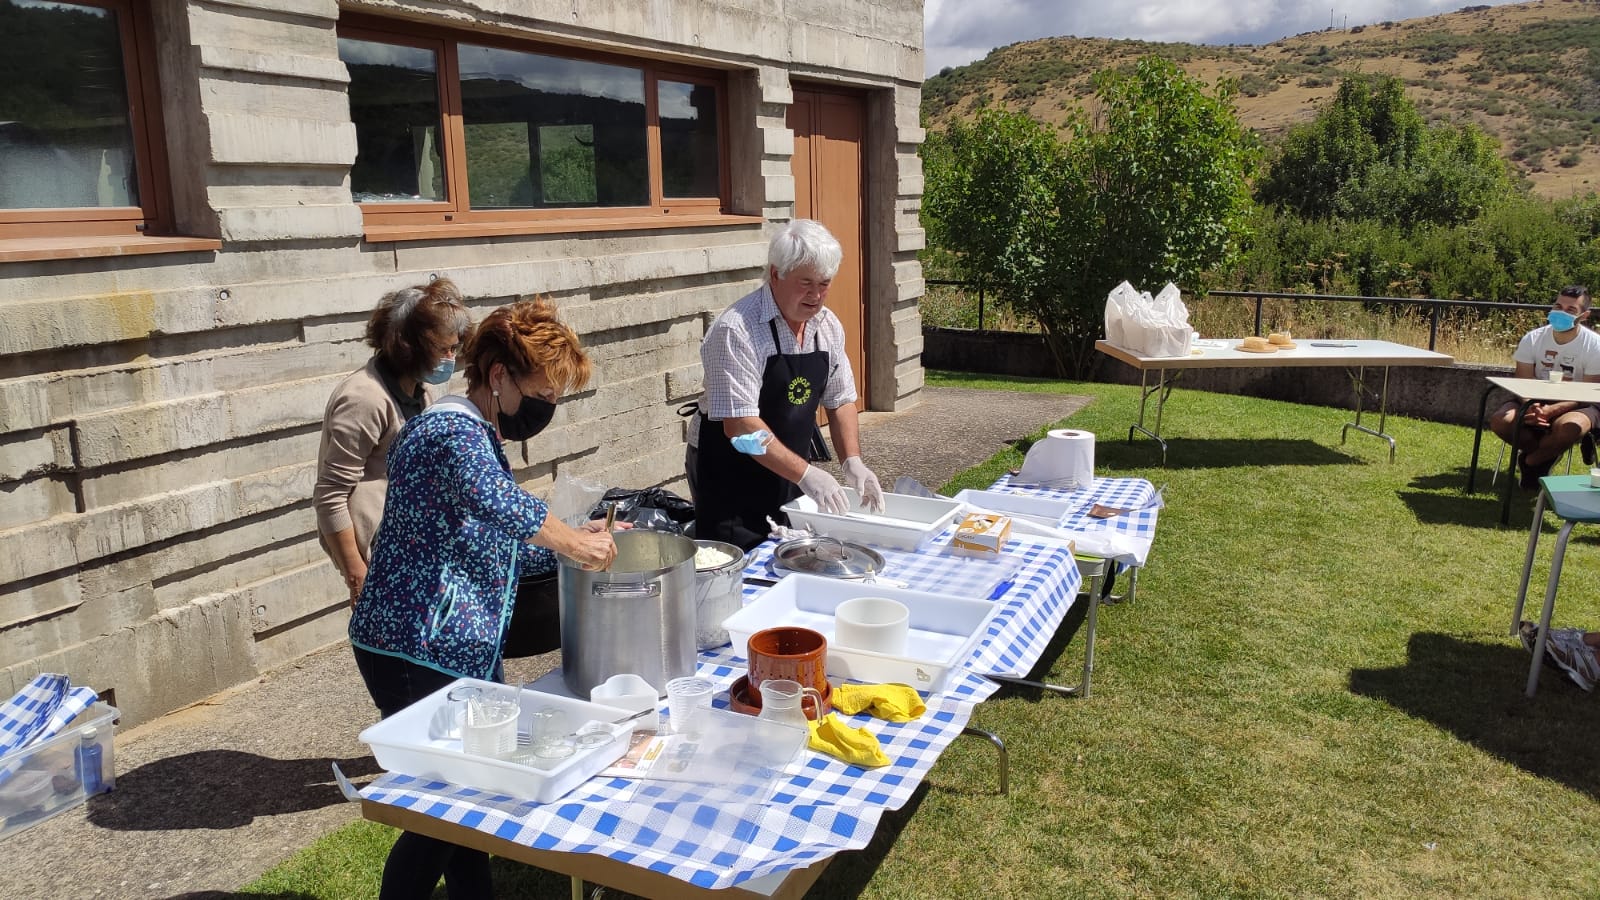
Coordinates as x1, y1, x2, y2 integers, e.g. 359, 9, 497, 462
247, 373, 1600, 898
923, 0, 1600, 199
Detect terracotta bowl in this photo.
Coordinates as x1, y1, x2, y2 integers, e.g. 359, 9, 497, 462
728, 675, 832, 720
747, 626, 829, 697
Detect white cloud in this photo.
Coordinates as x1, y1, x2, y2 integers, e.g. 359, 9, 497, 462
925, 0, 1528, 76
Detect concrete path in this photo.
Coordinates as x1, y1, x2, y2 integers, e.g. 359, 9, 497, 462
0, 385, 1088, 898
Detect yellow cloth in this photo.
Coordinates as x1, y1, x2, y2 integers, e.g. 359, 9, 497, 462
806, 713, 891, 768
830, 683, 926, 722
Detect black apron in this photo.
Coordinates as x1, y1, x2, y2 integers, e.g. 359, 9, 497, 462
695, 319, 831, 550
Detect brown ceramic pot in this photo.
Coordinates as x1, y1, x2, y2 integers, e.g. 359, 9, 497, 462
747, 626, 829, 697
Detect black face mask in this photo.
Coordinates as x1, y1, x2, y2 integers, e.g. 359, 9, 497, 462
499, 390, 556, 441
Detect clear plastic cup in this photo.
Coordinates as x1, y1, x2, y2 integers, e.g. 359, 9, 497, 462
461, 688, 519, 759
529, 706, 576, 760
666, 676, 715, 737
1549, 369, 1565, 383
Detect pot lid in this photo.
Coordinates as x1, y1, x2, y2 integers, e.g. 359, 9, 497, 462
772, 537, 886, 579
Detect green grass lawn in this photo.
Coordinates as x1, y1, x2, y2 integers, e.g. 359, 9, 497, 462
245, 372, 1600, 899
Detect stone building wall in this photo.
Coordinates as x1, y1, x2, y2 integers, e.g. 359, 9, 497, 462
0, 0, 926, 726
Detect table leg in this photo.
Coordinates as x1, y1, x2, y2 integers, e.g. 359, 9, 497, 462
958, 726, 1009, 795
1467, 384, 1497, 494
1340, 366, 1397, 462
984, 556, 1106, 699
1128, 368, 1175, 465
1511, 490, 1547, 636
1501, 400, 1536, 526
572, 876, 585, 900
1526, 519, 1575, 697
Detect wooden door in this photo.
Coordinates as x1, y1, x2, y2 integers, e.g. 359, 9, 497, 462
788, 88, 867, 403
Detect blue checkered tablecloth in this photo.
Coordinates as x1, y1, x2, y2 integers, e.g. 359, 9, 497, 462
360, 532, 1084, 890
986, 475, 1161, 566
746, 535, 1021, 600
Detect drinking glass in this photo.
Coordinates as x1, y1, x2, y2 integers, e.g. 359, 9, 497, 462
461, 688, 519, 759
666, 676, 714, 736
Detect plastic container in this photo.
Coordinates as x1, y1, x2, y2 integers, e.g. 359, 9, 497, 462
781, 490, 963, 552
0, 702, 118, 841
721, 574, 997, 694
360, 678, 636, 804
953, 489, 1074, 528
692, 540, 747, 650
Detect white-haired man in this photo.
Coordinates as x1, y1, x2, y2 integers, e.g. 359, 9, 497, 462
689, 219, 886, 550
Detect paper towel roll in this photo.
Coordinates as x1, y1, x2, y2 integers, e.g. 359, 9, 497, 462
1015, 428, 1095, 490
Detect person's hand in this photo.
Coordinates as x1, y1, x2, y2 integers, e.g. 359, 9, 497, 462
1525, 404, 1550, 428
343, 560, 368, 606
569, 529, 619, 570
581, 518, 633, 533
842, 456, 885, 514
798, 465, 850, 515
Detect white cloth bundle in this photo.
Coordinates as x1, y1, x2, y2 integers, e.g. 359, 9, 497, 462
1015, 428, 1095, 490
1105, 281, 1191, 358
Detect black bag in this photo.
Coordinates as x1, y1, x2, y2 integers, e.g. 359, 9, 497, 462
589, 487, 696, 534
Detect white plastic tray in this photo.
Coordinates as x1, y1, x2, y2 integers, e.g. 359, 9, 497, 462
721, 574, 996, 694
782, 490, 963, 551
954, 489, 1075, 527
359, 678, 636, 804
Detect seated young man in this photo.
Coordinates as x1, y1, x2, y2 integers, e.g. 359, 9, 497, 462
1488, 285, 1600, 488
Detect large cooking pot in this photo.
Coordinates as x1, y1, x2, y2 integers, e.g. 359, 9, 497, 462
559, 529, 696, 698
692, 539, 748, 650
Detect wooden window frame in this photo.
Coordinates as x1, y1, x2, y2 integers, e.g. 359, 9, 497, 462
340, 15, 735, 237
0, 0, 175, 242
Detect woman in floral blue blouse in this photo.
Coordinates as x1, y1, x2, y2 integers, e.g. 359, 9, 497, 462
348, 297, 616, 900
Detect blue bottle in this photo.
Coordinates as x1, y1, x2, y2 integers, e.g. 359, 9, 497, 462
75, 728, 104, 795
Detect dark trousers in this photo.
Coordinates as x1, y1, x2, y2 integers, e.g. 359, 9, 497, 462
353, 647, 493, 900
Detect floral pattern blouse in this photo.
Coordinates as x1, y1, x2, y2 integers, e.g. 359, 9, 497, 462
348, 397, 556, 679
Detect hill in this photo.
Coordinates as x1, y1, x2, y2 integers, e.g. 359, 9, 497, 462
922, 0, 1600, 198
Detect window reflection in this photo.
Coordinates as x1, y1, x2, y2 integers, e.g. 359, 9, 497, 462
339, 37, 445, 203
458, 45, 647, 209
0, 0, 138, 210
658, 80, 719, 198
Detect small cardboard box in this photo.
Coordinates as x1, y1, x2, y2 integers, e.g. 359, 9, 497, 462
950, 513, 1012, 557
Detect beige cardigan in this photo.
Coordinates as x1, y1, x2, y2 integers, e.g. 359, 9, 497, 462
314, 358, 427, 563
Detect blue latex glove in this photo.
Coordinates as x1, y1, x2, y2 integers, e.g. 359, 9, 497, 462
731, 430, 773, 455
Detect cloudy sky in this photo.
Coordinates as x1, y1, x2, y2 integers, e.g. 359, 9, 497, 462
924, 0, 1528, 75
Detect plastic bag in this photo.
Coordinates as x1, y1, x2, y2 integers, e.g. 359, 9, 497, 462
588, 487, 696, 534
549, 472, 609, 528
1106, 281, 1190, 358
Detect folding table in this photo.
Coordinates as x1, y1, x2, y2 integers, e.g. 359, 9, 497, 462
1096, 338, 1454, 464
1465, 376, 1600, 525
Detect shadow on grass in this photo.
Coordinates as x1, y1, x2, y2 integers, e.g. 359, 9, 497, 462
166, 893, 322, 899
1082, 438, 1362, 470
805, 782, 931, 899
89, 750, 382, 831
1350, 632, 1600, 801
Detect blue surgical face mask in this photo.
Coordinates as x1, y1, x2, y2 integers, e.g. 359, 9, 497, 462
421, 358, 454, 385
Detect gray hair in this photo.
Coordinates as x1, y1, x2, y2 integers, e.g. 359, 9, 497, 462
766, 219, 843, 281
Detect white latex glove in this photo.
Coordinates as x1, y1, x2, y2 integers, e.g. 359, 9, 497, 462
798, 465, 850, 515
842, 456, 886, 514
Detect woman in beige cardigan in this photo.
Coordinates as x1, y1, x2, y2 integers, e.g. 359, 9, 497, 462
315, 278, 472, 602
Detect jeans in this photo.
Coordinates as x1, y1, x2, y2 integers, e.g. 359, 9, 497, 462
353, 647, 493, 900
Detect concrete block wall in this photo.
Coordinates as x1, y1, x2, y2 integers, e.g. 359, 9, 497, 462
0, 0, 926, 726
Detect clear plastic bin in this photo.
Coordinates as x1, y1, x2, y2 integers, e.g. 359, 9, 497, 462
0, 702, 118, 841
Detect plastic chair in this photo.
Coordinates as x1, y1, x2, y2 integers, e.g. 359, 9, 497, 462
1510, 474, 1600, 696
1490, 434, 1588, 488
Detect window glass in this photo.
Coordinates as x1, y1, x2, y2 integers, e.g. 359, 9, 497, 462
458, 45, 647, 209
658, 80, 719, 198
0, 0, 137, 210
339, 37, 445, 203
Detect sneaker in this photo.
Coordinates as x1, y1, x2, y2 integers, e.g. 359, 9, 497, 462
1518, 620, 1539, 654
1543, 628, 1599, 692
1520, 455, 1555, 490
1584, 432, 1597, 468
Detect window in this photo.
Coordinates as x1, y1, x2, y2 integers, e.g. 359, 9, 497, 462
0, 0, 173, 240
340, 17, 731, 235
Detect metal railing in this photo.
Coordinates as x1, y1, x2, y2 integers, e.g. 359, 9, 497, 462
923, 281, 1553, 347
1207, 290, 1551, 352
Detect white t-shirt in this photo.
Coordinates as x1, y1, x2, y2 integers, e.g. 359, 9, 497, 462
1513, 324, 1600, 381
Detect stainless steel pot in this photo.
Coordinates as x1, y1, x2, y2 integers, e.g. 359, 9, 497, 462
692, 539, 749, 650
559, 529, 696, 698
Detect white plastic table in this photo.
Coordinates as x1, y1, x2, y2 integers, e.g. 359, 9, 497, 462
1096, 338, 1454, 463
1465, 376, 1600, 525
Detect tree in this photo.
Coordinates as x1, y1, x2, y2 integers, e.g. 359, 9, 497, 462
923, 56, 1259, 376
1256, 73, 1515, 227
